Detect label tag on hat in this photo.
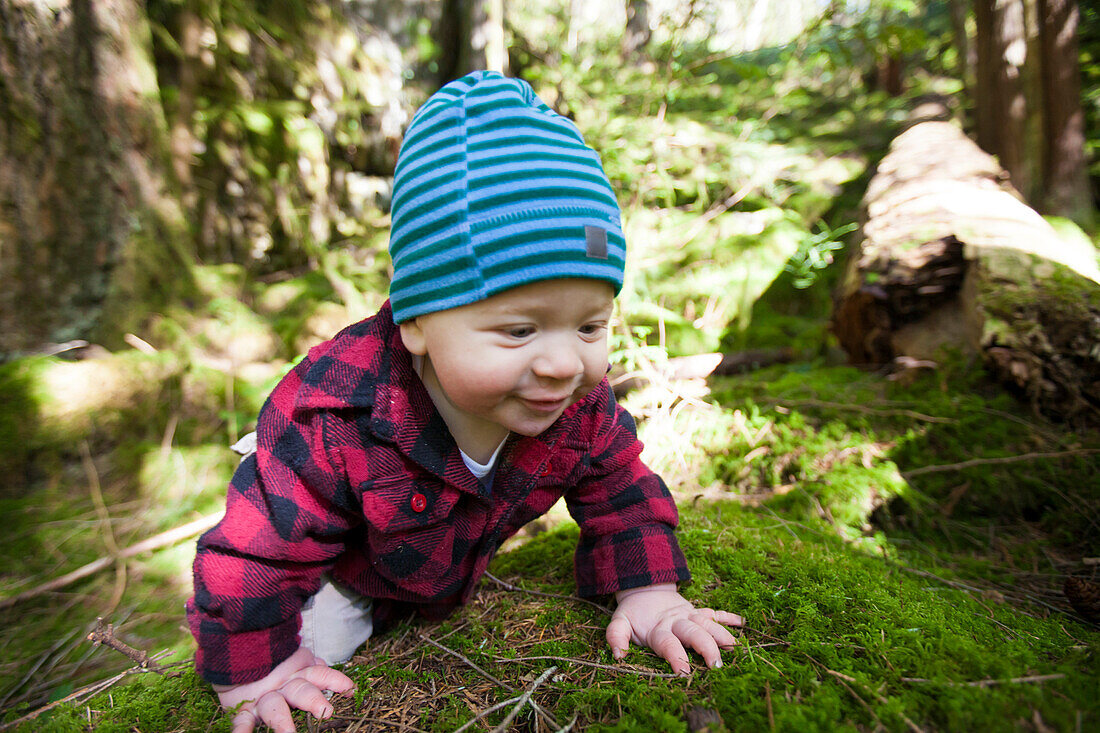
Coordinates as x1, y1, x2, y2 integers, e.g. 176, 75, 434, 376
584, 225, 608, 259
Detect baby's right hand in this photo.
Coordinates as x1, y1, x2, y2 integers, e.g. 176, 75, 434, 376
213, 647, 355, 733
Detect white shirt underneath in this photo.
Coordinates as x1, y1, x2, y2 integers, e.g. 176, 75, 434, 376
460, 437, 507, 480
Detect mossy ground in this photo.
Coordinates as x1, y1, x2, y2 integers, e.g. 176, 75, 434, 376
14, 497, 1097, 732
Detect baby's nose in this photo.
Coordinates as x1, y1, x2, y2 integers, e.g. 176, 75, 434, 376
533, 342, 584, 379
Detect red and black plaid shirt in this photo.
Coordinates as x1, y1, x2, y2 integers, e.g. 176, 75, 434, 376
186, 301, 690, 685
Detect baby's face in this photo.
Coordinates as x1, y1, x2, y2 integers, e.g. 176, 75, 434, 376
400, 278, 614, 456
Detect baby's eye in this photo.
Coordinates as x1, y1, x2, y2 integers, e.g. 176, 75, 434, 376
579, 323, 605, 336
506, 326, 535, 339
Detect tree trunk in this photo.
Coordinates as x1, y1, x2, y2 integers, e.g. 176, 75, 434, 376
0, 0, 192, 357
1039, 0, 1093, 222
438, 0, 508, 84
832, 114, 1100, 426
973, 0, 1035, 200
950, 0, 975, 97
168, 0, 202, 208
623, 0, 651, 57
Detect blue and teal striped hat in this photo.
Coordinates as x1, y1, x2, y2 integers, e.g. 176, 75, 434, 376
387, 71, 626, 323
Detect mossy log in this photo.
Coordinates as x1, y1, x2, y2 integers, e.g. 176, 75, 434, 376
832, 118, 1100, 426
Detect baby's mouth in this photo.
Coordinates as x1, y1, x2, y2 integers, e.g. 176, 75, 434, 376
519, 395, 572, 413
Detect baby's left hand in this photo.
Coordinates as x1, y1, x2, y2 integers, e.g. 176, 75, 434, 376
606, 583, 743, 676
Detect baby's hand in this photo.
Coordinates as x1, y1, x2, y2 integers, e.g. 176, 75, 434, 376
605, 583, 743, 676
213, 647, 355, 733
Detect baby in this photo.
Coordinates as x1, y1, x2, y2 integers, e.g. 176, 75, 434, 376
187, 71, 742, 733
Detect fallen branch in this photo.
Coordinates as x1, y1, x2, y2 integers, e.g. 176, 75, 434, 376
493, 655, 678, 679
0, 512, 221, 610
899, 673, 1065, 687
763, 398, 954, 424
483, 572, 612, 616
902, 449, 1100, 478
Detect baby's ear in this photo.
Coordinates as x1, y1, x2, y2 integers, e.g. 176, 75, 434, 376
399, 319, 428, 355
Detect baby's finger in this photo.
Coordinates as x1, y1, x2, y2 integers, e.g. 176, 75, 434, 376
300, 664, 356, 696
672, 618, 723, 669
691, 607, 744, 628
648, 627, 692, 676
713, 610, 744, 628
605, 614, 633, 661
702, 618, 739, 649
280, 678, 336, 721
688, 611, 739, 649
229, 707, 258, 733
254, 691, 297, 733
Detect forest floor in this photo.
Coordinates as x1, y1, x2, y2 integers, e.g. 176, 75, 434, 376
1, 42, 1098, 732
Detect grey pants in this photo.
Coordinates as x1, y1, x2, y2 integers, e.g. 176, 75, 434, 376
299, 577, 374, 664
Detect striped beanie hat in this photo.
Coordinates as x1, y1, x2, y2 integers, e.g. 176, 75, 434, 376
387, 71, 626, 323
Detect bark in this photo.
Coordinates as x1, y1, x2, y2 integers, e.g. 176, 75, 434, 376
168, 0, 202, 205
950, 0, 975, 96
832, 115, 1100, 426
1039, 0, 1093, 221
973, 0, 1034, 200
0, 0, 192, 357
438, 0, 508, 84
623, 0, 651, 57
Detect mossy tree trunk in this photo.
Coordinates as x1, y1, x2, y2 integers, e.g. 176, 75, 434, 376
0, 0, 193, 358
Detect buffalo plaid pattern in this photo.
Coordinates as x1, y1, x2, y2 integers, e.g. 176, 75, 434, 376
186, 301, 690, 685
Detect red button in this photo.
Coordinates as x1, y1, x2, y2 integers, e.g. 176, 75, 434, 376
540, 463, 552, 476
410, 493, 427, 512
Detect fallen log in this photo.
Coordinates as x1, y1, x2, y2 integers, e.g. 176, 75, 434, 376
832, 114, 1100, 426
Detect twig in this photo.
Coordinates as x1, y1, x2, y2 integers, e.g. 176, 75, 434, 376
902, 449, 1100, 478
483, 572, 612, 616
81, 441, 127, 614
417, 635, 561, 730
822, 669, 886, 730
490, 666, 557, 733
86, 618, 167, 673
493, 655, 678, 679
0, 669, 129, 731
765, 679, 775, 731
821, 667, 926, 733
451, 696, 524, 733
324, 716, 429, 733
417, 634, 512, 691
0, 628, 82, 710
761, 398, 954, 424
899, 673, 1065, 687
896, 566, 1075, 620
0, 513, 221, 609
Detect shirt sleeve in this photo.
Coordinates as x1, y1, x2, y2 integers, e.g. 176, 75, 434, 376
565, 386, 691, 597
186, 366, 361, 685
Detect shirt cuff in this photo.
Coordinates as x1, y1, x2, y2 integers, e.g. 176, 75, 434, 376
188, 604, 300, 686
574, 524, 692, 597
